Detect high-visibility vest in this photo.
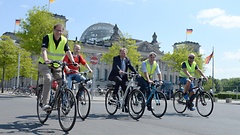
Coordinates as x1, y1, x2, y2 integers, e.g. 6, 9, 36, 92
140, 60, 157, 80
179, 60, 196, 77
39, 33, 67, 63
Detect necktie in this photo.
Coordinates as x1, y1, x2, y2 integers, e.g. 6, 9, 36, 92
121, 59, 125, 71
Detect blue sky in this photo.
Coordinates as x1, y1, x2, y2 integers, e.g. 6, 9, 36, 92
1, 0, 240, 79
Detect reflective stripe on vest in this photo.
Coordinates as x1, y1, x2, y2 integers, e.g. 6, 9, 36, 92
140, 60, 157, 80
179, 60, 196, 77
39, 33, 67, 63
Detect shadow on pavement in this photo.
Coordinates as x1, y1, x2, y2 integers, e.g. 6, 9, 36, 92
0, 114, 69, 135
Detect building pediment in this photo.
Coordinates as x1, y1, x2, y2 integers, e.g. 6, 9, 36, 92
137, 41, 161, 54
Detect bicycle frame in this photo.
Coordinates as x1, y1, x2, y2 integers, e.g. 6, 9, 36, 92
145, 82, 161, 105
118, 72, 139, 108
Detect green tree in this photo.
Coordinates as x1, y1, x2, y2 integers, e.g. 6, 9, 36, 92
101, 38, 141, 67
16, 6, 63, 55
0, 35, 18, 93
204, 76, 214, 92
18, 49, 36, 79
161, 46, 204, 75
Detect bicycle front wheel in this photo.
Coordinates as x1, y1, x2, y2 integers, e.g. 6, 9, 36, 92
128, 89, 145, 120
105, 89, 118, 115
196, 91, 214, 117
36, 85, 49, 124
76, 87, 91, 120
150, 91, 167, 118
58, 88, 77, 132
173, 91, 187, 113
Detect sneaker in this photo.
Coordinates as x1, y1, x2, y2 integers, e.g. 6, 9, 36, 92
147, 105, 154, 111
110, 94, 117, 100
42, 104, 51, 111
183, 93, 189, 100
189, 107, 195, 111
122, 106, 129, 113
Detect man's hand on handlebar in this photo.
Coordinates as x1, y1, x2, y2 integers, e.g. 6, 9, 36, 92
119, 70, 125, 75
44, 59, 52, 64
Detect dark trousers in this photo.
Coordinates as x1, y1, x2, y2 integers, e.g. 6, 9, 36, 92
112, 76, 127, 95
136, 76, 150, 104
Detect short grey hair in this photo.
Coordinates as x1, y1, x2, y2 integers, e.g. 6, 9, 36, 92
149, 52, 157, 57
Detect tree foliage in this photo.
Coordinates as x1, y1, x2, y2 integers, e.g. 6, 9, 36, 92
0, 35, 18, 84
16, 6, 63, 55
101, 38, 141, 67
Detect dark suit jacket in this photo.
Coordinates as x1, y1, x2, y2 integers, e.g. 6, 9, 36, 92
108, 55, 137, 81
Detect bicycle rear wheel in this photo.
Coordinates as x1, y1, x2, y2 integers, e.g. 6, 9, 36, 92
76, 87, 91, 120
58, 88, 77, 132
36, 85, 49, 124
150, 91, 167, 118
128, 89, 145, 120
105, 89, 118, 115
196, 91, 214, 117
173, 91, 187, 113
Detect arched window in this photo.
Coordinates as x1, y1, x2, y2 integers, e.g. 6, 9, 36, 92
104, 69, 108, 81
175, 76, 178, 84
164, 74, 167, 81
95, 68, 99, 80
170, 75, 172, 83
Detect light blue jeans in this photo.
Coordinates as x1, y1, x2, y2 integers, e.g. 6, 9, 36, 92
179, 77, 194, 92
67, 73, 86, 89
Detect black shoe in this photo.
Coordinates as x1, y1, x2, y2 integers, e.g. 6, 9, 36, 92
122, 106, 129, 113
147, 105, 153, 111
111, 93, 117, 100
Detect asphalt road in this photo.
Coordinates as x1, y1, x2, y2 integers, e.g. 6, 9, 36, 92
0, 93, 240, 135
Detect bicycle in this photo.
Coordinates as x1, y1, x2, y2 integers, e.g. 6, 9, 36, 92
11, 86, 32, 96
173, 77, 214, 117
105, 72, 146, 120
71, 71, 92, 120
36, 61, 77, 132
143, 80, 167, 118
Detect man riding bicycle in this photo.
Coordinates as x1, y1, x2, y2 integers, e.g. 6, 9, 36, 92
63, 44, 92, 89
179, 53, 208, 111
108, 48, 137, 112
136, 52, 163, 111
38, 23, 76, 111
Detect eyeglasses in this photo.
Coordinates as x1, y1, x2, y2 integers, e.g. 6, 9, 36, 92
55, 29, 63, 32
189, 57, 194, 59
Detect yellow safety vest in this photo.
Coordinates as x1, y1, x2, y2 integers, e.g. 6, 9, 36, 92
179, 60, 196, 77
140, 60, 157, 80
39, 33, 67, 63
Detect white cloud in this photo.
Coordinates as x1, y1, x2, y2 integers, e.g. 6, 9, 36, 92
20, 4, 28, 9
223, 49, 240, 60
196, 8, 240, 28
110, 0, 135, 5
110, 0, 147, 5
67, 17, 75, 23
205, 64, 240, 79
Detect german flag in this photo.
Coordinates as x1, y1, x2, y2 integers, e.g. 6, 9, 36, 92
205, 51, 214, 64
186, 29, 193, 34
49, 0, 55, 3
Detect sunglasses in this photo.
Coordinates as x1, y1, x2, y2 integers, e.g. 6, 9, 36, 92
189, 57, 195, 59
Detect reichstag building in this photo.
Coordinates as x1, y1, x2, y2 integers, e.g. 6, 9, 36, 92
3, 14, 201, 92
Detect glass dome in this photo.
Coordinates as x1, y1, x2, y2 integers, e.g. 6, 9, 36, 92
80, 22, 123, 44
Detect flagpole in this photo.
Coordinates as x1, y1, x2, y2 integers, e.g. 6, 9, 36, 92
48, 0, 50, 11
14, 21, 16, 33
186, 29, 187, 41
212, 47, 214, 91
